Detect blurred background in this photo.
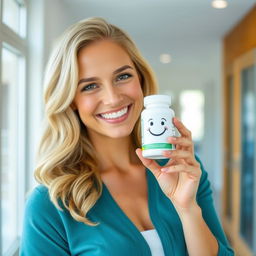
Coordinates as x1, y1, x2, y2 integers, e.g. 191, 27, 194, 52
0, 0, 256, 255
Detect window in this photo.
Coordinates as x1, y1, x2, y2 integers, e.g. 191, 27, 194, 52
1, 46, 25, 255
240, 65, 255, 250
0, 1, 27, 255
226, 76, 234, 219
179, 90, 204, 154
3, 0, 26, 37
180, 90, 204, 139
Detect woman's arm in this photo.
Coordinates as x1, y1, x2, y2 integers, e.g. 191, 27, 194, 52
167, 160, 234, 256
184, 156, 234, 256
176, 200, 219, 256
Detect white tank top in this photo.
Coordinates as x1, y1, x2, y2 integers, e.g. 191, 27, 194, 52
140, 229, 165, 256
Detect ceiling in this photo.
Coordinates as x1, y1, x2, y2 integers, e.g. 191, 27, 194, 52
62, 0, 255, 65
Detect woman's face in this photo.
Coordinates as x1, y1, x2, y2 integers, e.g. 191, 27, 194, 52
73, 40, 144, 140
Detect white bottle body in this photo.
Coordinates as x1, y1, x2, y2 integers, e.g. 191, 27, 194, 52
141, 95, 176, 159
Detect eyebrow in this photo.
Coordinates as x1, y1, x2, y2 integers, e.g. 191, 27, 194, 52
77, 65, 133, 86
113, 65, 133, 74
161, 118, 167, 121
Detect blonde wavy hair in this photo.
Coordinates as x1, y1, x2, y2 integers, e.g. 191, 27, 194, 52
35, 17, 158, 226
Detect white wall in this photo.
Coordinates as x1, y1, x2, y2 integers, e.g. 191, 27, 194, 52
43, 0, 72, 63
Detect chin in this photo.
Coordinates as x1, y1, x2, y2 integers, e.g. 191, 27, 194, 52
104, 126, 134, 139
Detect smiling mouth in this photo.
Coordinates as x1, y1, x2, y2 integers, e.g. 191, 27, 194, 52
96, 104, 133, 124
149, 128, 167, 136
97, 104, 132, 120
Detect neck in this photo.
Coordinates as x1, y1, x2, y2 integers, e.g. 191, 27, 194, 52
88, 132, 140, 173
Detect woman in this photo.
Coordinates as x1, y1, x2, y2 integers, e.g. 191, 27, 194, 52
20, 17, 234, 255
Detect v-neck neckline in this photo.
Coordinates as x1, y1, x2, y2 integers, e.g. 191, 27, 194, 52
102, 168, 153, 232
101, 168, 170, 256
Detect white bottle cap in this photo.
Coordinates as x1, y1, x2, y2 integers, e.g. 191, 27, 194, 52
144, 94, 171, 108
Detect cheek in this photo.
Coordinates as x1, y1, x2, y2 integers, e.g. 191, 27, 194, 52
75, 95, 97, 118
126, 79, 144, 103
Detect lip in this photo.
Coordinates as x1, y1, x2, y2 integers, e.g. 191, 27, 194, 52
96, 104, 132, 124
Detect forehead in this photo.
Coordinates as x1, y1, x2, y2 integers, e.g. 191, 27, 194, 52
77, 40, 134, 75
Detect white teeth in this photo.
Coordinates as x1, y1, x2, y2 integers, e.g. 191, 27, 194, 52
100, 107, 128, 119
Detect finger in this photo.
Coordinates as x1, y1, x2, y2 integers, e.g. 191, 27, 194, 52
135, 148, 161, 177
173, 117, 192, 139
163, 158, 182, 169
165, 157, 177, 166
161, 164, 202, 179
163, 152, 189, 168
167, 136, 193, 149
162, 149, 197, 165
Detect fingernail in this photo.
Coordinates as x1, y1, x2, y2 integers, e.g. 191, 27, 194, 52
167, 150, 173, 155
161, 168, 168, 172
162, 150, 172, 156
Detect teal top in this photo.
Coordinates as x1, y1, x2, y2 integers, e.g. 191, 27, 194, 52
20, 158, 234, 255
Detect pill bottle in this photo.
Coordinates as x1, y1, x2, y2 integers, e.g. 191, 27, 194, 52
141, 95, 176, 159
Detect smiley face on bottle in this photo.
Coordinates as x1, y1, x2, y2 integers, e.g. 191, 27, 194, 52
147, 117, 168, 136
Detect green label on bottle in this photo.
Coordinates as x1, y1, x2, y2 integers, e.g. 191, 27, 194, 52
142, 143, 174, 150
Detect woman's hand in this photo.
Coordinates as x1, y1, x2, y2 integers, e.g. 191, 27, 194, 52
136, 117, 202, 214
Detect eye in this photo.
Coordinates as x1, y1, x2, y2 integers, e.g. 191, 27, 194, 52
116, 73, 132, 82
161, 121, 165, 125
150, 121, 154, 126
81, 83, 98, 92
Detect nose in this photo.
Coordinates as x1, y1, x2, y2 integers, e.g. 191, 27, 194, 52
102, 85, 123, 107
